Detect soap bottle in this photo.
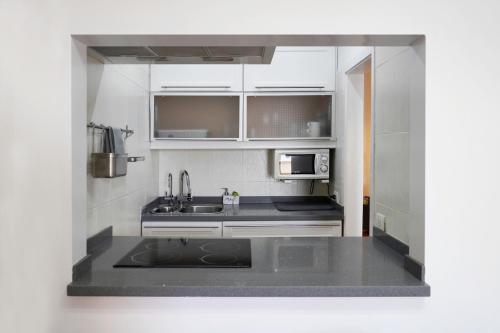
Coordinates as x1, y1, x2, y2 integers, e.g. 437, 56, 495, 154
222, 187, 233, 205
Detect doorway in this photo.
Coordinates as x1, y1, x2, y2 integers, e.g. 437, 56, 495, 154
362, 60, 372, 236
344, 55, 373, 237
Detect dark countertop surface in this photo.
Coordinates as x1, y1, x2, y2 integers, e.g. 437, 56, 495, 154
142, 196, 345, 222
68, 236, 430, 297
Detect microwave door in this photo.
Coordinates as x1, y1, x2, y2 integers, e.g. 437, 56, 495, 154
289, 154, 315, 175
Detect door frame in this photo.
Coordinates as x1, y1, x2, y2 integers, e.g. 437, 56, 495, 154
342, 51, 375, 236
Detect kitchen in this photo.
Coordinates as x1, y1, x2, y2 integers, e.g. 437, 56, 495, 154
5, 1, 500, 331
72, 36, 426, 296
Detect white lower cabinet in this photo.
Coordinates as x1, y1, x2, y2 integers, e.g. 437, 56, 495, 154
222, 220, 342, 238
142, 221, 222, 238
142, 220, 342, 238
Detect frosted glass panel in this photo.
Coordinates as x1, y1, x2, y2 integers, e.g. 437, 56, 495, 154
246, 95, 332, 139
154, 95, 240, 139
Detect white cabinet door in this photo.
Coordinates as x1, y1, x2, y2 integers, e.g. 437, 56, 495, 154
244, 47, 336, 92
151, 92, 243, 140
142, 221, 223, 238
151, 64, 243, 92
245, 92, 334, 140
222, 220, 342, 238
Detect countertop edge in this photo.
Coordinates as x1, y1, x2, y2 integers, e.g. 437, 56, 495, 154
67, 284, 430, 297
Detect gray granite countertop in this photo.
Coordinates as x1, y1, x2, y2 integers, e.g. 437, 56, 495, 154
67, 236, 430, 297
142, 196, 345, 222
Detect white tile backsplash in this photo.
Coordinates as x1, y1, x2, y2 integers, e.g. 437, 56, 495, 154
242, 181, 270, 196
210, 150, 244, 181
158, 149, 329, 197
243, 150, 273, 181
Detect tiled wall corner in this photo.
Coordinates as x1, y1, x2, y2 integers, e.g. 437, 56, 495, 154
374, 46, 419, 245
87, 57, 158, 237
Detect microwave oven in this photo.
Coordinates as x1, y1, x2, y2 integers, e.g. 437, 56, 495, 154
273, 149, 330, 180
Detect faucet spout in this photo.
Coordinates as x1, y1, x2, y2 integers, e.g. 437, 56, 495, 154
165, 172, 174, 202
179, 170, 192, 202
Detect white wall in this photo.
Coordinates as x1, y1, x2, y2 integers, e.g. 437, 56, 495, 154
86, 57, 158, 236
158, 150, 328, 197
2, 1, 500, 332
374, 45, 425, 264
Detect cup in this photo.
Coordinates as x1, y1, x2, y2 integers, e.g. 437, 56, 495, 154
306, 121, 321, 137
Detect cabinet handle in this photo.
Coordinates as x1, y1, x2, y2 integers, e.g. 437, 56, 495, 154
160, 85, 231, 89
254, 86, 325, 89
143, 226, 220, 229
226, 224, 337, 228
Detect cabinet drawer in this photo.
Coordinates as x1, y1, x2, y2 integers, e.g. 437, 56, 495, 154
244, 47, 336, 92
223, 221, 342, 238
142, 221, 222, 238
151, 64, 243, 92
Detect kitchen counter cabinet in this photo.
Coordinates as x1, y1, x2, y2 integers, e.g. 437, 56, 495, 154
222, 220, 342, 238
141, 197, 345, 238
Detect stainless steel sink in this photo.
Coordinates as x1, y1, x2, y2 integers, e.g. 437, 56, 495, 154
150, 205, 177, 214
178, 204, 223, 214
149, 204, 223, 214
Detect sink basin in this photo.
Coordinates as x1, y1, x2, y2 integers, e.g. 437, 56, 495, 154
149, 203, 224, 214
178, 204, 223, 214
150, 205, 177, 214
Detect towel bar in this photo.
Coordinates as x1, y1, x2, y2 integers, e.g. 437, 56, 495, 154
87, 122, 134, 139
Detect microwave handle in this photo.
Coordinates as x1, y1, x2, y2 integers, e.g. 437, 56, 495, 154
314, 154, 320, 174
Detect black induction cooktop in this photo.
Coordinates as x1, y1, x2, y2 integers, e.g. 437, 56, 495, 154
114, 238, 251, 268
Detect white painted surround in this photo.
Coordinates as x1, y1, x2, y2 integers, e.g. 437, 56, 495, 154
2, 1, 500, 333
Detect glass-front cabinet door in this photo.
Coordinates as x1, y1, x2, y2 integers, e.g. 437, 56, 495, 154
152, 93, 243, 140
245, 93, 334, 140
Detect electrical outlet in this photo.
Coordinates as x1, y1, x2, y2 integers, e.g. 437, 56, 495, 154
376, 213, 386, 231
333, 191, 339, 203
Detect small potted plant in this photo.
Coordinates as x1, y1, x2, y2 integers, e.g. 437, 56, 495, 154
231, 191, 240, 205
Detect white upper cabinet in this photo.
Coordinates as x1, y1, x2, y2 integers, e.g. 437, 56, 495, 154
243, 47, 336, 92
150, 64, 243, 92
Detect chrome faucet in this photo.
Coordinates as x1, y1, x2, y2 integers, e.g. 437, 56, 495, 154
165, 172, 174, 203
179, 170, 192, 202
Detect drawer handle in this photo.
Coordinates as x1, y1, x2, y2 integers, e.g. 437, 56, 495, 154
143, 226, 220, 229
226, 224, 337, 228
254, 86, 325, 89
160, 85, 231, 89
151, 230, 215, 233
